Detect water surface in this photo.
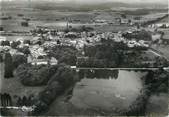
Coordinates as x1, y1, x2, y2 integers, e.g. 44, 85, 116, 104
70, 70, 145, 112
47, 70, 147, 115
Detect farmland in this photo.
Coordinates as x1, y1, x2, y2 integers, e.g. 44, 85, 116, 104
0, 2, 168, 33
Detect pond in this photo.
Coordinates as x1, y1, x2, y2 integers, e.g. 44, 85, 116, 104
70, 70, 146, 112
46, 70, 147, 116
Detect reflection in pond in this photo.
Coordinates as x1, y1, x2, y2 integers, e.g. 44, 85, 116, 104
78, 69, 119, 79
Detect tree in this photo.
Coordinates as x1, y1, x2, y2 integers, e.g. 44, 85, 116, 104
15, 64, 58, 86
48, 64, 77, 89
21, 21, 28, 27
121, 14, 126, 19
11, 41, 21, 49
22, 96, 27, 106
0, 54, 3, 62
18, 46, 30, 56
48, 46, 77, 65
122, 30, 152, 41
16, 97, 22, 106
39, 81, 63, 105
4, 53, 14, 78
12, 54, 27, 69
1, 40, 10, 46
23, 40, 31, 45
0, 26, 3, 31
84, 41, 121, 67
23, 47, 30, 56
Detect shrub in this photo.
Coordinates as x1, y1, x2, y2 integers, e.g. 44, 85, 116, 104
48, 63, 78, 89
4, 53, 13, 78
15, 64, 58, 86
0, 54, 3, 62
12, 54, 27, 69
39, 81, 63, 105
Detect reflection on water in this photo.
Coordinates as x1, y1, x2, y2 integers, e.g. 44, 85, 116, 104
78, 69, 119, 79
69, 70, 147, 113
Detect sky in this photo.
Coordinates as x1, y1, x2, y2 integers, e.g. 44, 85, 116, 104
0, 0, 168, 4
58, 0, 168, 3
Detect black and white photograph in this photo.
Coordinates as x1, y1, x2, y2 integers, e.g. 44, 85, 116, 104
0, 0, 169, 116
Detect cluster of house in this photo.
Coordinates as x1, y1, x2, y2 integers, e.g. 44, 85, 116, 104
0, 28, 150, 53
31, 27, 153, 50
148, 23, 169, 28
148, 23, 169, 44
1, 21, 168, 66
94, 13, 133, 26
0, 36, 58, 66
26, 44, 57, 66
24, 44, 58, 66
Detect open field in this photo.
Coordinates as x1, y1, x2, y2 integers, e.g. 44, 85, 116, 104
0, 10, 130, 33
0, 10, 97, 31
156, 15, 169, 23
2, 35, 33, 41
1, 4, 167, 33
94, 24, 131, 32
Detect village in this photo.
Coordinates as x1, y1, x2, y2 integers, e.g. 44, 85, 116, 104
0, 19, 169, 67
0, 0, 169, 116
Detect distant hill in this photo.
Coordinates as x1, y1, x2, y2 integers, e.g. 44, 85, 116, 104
1, 1, 167, 11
